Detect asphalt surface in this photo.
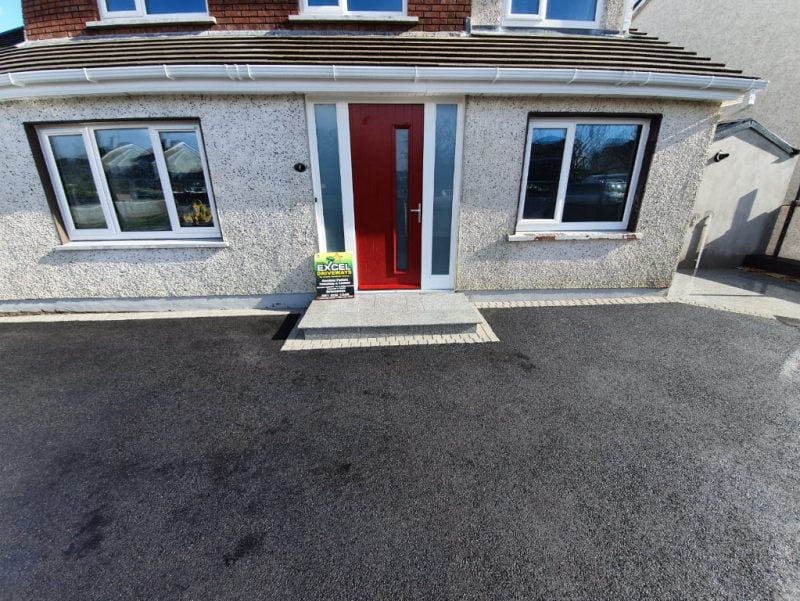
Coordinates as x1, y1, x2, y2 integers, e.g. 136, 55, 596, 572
0, 303, 799, 601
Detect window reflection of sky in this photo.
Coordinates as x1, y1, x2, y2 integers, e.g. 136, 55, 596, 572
546, 0, 596, 20
144, 0, 207, 14
509, 0, 596, 20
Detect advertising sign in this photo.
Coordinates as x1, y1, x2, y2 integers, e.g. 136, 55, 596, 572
314, 252, 355, 300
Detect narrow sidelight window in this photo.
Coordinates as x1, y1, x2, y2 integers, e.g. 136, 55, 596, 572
38, 122, 221, 242
516, 117, 651, 232
394, 128, 410, 271
313, 105, 346, 252
431, 104, 458, 276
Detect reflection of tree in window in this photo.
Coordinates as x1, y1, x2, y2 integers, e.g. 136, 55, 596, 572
563, 124, 641, 223
95, 128, 171, 232
160, 132, 214, 227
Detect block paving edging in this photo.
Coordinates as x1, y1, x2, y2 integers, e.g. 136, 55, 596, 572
281, 314, 499, 351
472, 296, 671, 309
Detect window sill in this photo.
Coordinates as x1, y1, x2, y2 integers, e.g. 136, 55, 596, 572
55, 240, 229, 251
85, 15, 217, 28
508, 231, 642, 242
287, 14, 419, 23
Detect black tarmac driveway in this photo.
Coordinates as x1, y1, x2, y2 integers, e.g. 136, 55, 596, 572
1, 303, 799, 600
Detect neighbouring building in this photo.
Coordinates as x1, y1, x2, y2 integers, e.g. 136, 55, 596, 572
0, 0, 763, 311
634, 0, 800, 203
634, 0, 800, 271
679, 120, 798, 269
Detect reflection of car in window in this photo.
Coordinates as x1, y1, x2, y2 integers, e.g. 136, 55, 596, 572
567, 173, 628, 204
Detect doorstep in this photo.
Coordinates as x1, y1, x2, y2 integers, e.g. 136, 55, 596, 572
282, 291, 500, 350
297, 292, 482, 340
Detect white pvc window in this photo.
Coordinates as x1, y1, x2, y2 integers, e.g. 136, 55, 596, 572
516, 117, 650, 232
302, 0, 406, 17
504, 0, 601, 28
39, 122, 221, 242
99, 0, 208, 20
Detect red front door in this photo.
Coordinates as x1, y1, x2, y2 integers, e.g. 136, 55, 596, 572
349, 104, 424, 290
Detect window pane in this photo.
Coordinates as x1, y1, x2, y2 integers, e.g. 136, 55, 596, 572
314, 105, 346, 252
49, 135, 107, 230
546, 0, 597, 21
159, 131, 214, 228
563, 124, 642, 223
346, 0, 403, 12
95, 128, 171, 232
144, 0, 207, 14
510, 0, 540, 15
395, 128, 409, 272
106, 0, 136, 11
522, 128, 566, 220
308, 0, 340, 6
431, 104, 457, 276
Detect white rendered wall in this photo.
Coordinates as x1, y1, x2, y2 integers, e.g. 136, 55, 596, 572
0, 94, 319, 303
456, 96, 719, 290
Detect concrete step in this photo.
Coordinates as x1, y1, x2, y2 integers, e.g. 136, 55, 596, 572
297, 292, 482, 340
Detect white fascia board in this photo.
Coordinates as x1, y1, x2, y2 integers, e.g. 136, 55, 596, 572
0, 64, 767, 102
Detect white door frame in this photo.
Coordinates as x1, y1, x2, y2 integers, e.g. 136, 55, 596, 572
305, 95, 465, 291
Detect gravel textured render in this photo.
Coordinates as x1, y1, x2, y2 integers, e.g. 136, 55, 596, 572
0, 303, 798, 601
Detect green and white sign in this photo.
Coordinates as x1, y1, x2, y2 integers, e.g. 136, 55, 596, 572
314, 252, 355, 300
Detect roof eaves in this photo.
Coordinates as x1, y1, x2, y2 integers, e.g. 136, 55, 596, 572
0, 63, 766, 104
715, 119, 800, 156
0, 27, 25, 49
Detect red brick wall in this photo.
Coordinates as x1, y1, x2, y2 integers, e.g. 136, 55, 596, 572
23, 0, 470, 40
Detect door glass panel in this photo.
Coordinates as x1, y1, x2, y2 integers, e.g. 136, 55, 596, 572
314, 105, 346, 252
510, 0, 540, 15
308, 0, 339, 6
563, 124, 642, 223
347, 0, 403, 11
145, 0, 207, 14
106, 0, 136, 11
49, 135, 107, 230
522, 128, 566, 220
395, 128, 409, 272
431, 104, 457, 276
95, 128, 171, 232
159, 131, 214, 227
546, 0, 597, 21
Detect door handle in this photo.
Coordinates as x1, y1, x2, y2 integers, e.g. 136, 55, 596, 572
409, 203, 422, 224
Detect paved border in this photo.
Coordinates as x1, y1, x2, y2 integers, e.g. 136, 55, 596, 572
473, 296, 671, 309
281, 313, 499, 351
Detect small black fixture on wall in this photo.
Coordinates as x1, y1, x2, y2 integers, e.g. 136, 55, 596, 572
713, 151, 730, 162
294, 163, 307, 172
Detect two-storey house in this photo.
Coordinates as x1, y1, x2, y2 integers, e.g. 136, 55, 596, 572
0, 0, 762, 311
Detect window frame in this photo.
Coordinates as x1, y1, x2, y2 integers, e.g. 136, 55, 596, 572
98, 0, 209, 20
515, 116, 651, 233
503, 0, 601, 29
37, 121, 221, 242
300, 0, 407, 18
